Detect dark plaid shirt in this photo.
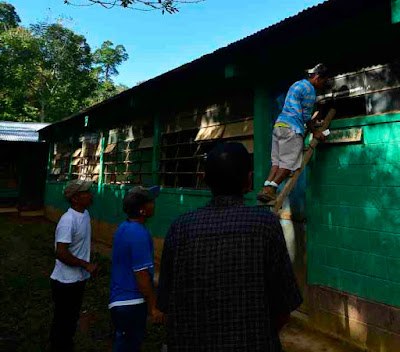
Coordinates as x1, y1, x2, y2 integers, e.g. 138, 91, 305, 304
157, 196, 302, 352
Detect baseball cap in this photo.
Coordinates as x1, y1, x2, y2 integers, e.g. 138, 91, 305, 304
64, 179, 93, 200
123, 186, 160, 211
306, 63, 328, 77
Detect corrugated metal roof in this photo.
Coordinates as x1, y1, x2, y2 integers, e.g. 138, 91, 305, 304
40, 0, 332, 133
0, 122, 50, 142
41, 0, 392, 139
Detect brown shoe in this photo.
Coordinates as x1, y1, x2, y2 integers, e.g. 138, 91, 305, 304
257, 186, 277, 203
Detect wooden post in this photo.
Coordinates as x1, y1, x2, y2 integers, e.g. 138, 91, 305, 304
272, 108, 336, 214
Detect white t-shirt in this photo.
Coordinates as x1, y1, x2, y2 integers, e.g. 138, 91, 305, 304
50, 208, 91, 283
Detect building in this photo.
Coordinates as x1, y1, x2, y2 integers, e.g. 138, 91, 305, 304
0, 122, 49, 211
39, 0, 400, 350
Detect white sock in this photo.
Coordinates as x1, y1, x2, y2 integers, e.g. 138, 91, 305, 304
264, 180, 271, 186
270, 181, 279, 188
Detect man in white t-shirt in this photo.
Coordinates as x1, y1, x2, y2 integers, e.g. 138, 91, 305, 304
49, 180, 98, 352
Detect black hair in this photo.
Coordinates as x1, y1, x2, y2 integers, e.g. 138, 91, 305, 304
123, 192, 147, 218
205, 142, 251, 196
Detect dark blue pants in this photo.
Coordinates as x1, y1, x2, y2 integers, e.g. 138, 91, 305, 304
111, 303, 148, 352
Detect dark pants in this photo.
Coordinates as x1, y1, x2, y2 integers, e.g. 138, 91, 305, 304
111, 303, 148, 352
50, 279, 86, 352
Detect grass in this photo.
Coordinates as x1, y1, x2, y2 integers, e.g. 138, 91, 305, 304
0, 214, 165, 352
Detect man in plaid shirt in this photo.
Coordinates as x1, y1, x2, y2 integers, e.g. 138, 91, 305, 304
157, 143, 302, 351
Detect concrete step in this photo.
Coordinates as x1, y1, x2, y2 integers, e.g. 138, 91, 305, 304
19, 209, 45, 217
0, 207, 18, 214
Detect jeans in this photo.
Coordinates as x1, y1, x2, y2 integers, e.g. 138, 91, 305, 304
111, 303, 148, 352
50, 279, 86, 352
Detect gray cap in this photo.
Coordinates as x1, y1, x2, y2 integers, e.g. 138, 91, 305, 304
306, 63, 328, 77
64, 179, 93, 200
123, 186, 160, 214
126, 186, 160, 202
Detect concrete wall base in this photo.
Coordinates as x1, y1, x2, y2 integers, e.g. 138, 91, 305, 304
306, 286, 400, 352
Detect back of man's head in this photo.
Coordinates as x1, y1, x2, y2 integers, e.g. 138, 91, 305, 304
205, 142, 251, 196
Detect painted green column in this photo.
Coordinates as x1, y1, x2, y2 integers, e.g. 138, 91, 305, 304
47, 142, 54, 181
68, 137, 75, 181
253, 86, 274, 191
152, 113, 161, 185
392, 0, 400, 24
98, 131, 108, 193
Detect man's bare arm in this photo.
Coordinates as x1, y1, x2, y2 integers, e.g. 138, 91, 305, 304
134, 269, 165, 323
56, 242, 98, 275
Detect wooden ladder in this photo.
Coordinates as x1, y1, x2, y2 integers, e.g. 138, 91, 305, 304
270, 108, 336, 214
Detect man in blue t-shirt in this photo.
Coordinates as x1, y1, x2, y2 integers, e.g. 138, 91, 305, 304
109, 186, 164, 352
257, 64, 328, 204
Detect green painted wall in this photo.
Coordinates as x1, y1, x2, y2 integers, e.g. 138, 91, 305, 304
253, 86, 274, 190
392, 0, 400, 24
45, 182, 260, 238
307, 113, 400, 307
44, 86, 273, 238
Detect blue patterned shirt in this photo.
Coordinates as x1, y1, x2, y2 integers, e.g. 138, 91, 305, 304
276, 79, 316, 135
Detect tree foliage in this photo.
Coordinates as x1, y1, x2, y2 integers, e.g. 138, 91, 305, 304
30, 23, 97, 121
0, 3, 131, 122
85, 81, 129, 106
0, 27, 41, 121
94, 40, 128, 83
63, 0, 204, 14
0, 2, 20, 32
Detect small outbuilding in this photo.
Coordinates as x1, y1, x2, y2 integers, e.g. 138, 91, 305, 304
0, 122, 49, 212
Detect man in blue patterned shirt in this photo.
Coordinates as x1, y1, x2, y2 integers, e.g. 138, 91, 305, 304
258, 64, 328, 204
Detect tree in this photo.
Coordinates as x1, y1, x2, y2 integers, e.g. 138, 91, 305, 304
0, 2, 131, 122
0, 27, 42, 121
85, 81, 129, 106
0, 2, 20, 32
93, 40, 128, 84
85, 41, 129, 105
63, 0, 204, 14
30, 23, 97, 121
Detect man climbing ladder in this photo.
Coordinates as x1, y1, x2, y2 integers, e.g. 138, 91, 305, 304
257, 63, 329, 204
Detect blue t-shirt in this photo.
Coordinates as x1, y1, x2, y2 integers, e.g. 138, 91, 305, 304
109, 221, 154, 308
276, 79, 316, 135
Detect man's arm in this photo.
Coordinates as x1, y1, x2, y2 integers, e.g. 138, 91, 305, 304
306, 119, 326, 141
302, 93, 315, 123
56, 243, 98, 275
303, 88, 326, 141
134, 269, 165, 323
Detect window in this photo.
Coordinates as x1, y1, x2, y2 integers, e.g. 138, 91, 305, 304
159, 87, 254, 189
317, 63, 400, 119
70, 133, 101, 182
50, 142, 72, 182
159, 119, 254, 189
103, 126, 154, 186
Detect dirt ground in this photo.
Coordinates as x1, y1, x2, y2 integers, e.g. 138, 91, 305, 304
0, 213, 364, 352
281, 318, 364, 352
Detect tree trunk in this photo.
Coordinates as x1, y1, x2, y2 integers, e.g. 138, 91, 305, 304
105, 65, 110, 84
40, 101, 46, 122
